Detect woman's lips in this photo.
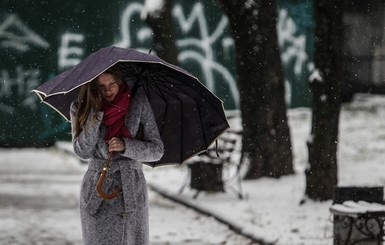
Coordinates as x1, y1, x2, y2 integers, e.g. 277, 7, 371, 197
105, 94, 114, 100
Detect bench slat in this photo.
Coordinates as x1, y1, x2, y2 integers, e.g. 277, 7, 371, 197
330, 204, 363, 217
330, 201, 385, 217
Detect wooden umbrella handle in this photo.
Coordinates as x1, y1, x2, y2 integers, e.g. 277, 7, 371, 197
96, 152, 121, 199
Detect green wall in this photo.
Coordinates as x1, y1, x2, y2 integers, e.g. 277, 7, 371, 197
0, 0, 314, 146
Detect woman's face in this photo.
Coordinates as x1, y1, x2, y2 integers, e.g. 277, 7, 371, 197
97, 73, 120, 102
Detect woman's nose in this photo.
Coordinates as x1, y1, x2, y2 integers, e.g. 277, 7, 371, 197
104, 85, 112, 92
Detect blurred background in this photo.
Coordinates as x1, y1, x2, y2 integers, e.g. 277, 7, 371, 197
3, 0, 384, 148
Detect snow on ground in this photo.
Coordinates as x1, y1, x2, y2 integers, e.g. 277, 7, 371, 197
0, 149, 253, 244
1, 93, 385, 245
144, 94, 385, 245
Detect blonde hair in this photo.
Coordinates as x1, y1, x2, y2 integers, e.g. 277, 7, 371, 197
73, 65, 123, 137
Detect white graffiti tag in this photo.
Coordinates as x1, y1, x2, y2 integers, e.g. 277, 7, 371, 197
58, 32, 85, 71
0, 66, 40, 113
116, 2, 152, 52
0, 14, 50, 52
173, 3, 239, 107
277, 9, 308, 76
116, 2, 239, 108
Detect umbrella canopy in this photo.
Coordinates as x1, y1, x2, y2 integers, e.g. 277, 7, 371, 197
33, 46, 229, 166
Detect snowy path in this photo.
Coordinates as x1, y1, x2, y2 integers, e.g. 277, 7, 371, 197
0, 148, 255, 245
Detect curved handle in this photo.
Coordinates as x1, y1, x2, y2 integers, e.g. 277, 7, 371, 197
96, 152, 121, 199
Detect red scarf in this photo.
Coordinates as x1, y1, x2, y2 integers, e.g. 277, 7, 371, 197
102, 82, 132, 141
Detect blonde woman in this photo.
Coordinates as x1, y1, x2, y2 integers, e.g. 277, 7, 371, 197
70, 65, 163, 244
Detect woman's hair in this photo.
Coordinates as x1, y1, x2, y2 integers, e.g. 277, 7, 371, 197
73, 65, 123, 137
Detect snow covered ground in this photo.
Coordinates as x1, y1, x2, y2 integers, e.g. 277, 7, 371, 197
1, 93, 385, 245
144, 94, 385, 245
0, 149, 253, 244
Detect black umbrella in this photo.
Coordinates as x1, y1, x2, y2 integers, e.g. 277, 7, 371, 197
33, 46, 229, 166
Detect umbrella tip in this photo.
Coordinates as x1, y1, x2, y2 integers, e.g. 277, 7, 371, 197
148, 48, 152, 55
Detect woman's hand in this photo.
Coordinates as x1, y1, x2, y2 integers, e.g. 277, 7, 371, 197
108, 137, 125, 152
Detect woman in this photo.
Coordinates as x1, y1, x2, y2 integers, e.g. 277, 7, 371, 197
70, 65, 164, 245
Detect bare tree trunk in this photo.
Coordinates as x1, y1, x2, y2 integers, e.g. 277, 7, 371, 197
305, 0, 343, 200
219, 0, 293, 178
143, 0, 179, 65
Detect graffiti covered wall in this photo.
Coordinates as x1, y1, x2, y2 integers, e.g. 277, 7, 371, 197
0, 0, 313, 146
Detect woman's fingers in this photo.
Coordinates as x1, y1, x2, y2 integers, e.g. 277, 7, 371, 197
108, 137, 125, 152
108, 137, 117, 145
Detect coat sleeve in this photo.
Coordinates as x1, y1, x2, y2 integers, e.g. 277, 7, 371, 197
70, 101, 104, 159
121, 95, 164, 162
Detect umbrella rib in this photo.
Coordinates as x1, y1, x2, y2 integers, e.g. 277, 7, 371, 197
144, 78, 187, 100
141, 76, 185, 162
140, 61, 216, 162
121, 62, 196, 97
142, 77, 169, 134
121, 62, 217, 161
144, 68, 209, 158
148, 68, 211, 150
141, 75, 187, 163
145, 68, 192, 96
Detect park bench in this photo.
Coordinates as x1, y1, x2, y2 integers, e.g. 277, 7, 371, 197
330, 187, 385, 245
179, 124, 244, 199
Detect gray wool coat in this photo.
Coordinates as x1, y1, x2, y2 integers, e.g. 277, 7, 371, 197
70, 91, 164, 245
